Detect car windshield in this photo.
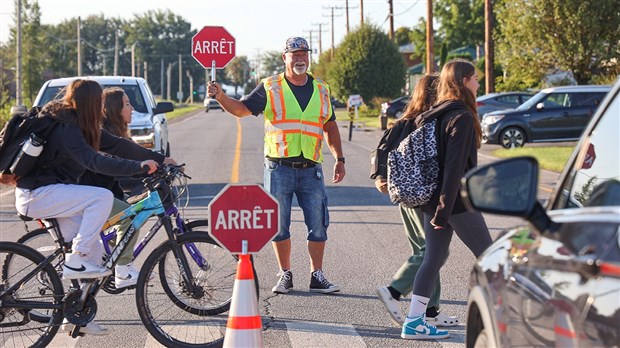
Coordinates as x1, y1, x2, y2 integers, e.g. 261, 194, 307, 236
38, 84, 148, 113
516, 91, 546, 111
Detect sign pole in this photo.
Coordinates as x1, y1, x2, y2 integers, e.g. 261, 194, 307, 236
211, 60, 216, 82
242, 240, 248, 255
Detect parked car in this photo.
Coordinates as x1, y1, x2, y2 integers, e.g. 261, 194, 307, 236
33, 76, 172, 156
204, 97, 222, 112
461, 77, 620, 348
476, 92, 533, 117
331, 97, 347, 109
380, 96, 410, 118
481, 85, 610, 148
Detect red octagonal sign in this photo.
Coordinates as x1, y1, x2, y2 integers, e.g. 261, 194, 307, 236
192, 26, 236, 69
208, 184, 280, 254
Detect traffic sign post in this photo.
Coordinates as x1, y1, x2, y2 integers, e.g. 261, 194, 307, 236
192, 26, 236, 82
208, 184, 280, 254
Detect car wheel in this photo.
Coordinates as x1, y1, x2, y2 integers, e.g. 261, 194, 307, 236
499, 127, 526, 148
473, 326, 491, 348
165, 142, 170, 157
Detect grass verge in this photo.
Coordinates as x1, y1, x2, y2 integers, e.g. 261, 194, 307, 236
492, 146, 574, 172
166, 103, 203, 120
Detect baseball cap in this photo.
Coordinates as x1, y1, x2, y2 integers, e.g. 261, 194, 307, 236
284, 37, 311, 53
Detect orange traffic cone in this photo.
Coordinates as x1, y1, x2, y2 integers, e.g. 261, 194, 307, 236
223, 254, 263, 348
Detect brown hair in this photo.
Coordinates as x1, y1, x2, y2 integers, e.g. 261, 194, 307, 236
102, 87, 130, 138
400, 74, 438, 120
46, 79, 103, 151
436, 59, 482, 147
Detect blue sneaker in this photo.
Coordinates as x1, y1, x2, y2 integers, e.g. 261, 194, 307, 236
401, 315, 450, 340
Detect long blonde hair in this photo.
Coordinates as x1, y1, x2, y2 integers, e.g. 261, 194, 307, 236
436, 59, 482, 147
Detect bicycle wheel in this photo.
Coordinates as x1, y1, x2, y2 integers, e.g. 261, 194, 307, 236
185, 220, 259, 299
136, 232, 254, 347
0, 241, 64, 348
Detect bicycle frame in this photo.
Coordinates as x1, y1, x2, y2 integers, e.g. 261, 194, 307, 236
100, 200, 188, 262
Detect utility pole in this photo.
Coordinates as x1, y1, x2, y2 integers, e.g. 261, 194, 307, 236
186, 70, 193, 104
345, 0, 350, 34
323, 6, 343, 59
15, 0, 23, 107
160, 59, 164, 96
166, 63, 173, 101
143, 61, 148, 82
312, 23, 328, 57
178, 54, 182, 104
426, 0, 435, 74
388, 0, 394, 40
485, 0, 495, 93
113, 30, 119, 75
360, 0, 364, 25
77, 16, 82, 76
131, 43, 137, 76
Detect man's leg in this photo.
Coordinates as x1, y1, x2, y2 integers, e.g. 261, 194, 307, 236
272, 239, 292, 271
308, 240, 325, 271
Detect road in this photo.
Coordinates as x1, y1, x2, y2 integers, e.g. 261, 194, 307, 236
0, 108, 560, 347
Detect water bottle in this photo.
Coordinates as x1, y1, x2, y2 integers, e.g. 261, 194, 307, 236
9, 133, 45, 176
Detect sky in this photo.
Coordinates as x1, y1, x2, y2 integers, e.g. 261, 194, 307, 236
0, 0, 427, 61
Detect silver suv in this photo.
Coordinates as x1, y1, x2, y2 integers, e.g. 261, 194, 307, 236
33, 76, 173, 156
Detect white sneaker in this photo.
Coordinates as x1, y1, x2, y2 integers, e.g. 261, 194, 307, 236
426, 312, 460, 327
377, 286, 405, 325
62, 253, 112, 280
115, 263, 140, 288
61, 319, 110, 336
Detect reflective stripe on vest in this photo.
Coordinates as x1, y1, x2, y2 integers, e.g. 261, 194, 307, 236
263, 73, 331, 162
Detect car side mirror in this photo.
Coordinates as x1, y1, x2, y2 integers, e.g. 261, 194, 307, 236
536, 102, 545, 111
153, 102, 174, 114
461, 157, 554, 234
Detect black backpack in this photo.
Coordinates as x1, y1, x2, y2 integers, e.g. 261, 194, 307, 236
0, 107, 58, 177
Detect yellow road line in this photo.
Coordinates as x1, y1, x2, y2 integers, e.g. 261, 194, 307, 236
231, 118, 242, 183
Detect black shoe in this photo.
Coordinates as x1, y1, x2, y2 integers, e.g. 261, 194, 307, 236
309, 269, 341, 293
272, 270, 293, 294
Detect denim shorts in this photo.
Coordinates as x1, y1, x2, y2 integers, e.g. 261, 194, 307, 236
263, 159, 329, 242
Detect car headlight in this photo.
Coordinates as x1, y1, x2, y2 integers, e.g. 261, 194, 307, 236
131, 127, 154, 136
482, 115, 505, 125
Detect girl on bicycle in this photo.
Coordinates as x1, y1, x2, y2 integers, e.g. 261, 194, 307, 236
14, 79, 160, 282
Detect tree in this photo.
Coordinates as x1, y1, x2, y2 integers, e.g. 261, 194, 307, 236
496, 0, 620, 86
329, 25, 406, 103
434, 0, 484, 51
226, 56, 250, 95
394, 27, 412, 46
408, 18, 442, 63
260, 50, 284, 77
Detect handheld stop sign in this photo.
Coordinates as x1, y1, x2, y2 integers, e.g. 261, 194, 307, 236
192, 26, 236, 82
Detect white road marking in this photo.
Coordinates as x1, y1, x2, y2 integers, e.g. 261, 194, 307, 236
286, 321, 366, 348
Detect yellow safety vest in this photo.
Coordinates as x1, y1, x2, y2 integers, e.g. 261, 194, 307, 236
262, 72, 332, 162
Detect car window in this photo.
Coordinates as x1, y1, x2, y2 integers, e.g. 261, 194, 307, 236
142, 81, 157, 108
496, 95, 520, 104
571, 92, 606, 107
38, 86, 64, 106
103, 84, 147, 113
37, 83, 148, 113
552, 90, 620, 209
542, 93, 570, 108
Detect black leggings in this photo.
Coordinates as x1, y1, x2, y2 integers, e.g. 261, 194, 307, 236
412, 210, 493, 298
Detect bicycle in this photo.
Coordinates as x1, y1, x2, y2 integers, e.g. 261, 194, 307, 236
1, 164, 257, 347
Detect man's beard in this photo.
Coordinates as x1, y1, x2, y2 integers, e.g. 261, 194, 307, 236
293, 63, 307, 75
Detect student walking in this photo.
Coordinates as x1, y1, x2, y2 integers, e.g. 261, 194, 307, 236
401, 59, 493, 340
372, 75, 458, 327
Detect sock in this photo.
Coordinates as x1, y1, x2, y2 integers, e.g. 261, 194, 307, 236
387, 286, 401, 300
426, 306, 439, 317
407, 295, 430, 320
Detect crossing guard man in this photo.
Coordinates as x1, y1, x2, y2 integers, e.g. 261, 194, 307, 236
207, 37, 346, 294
